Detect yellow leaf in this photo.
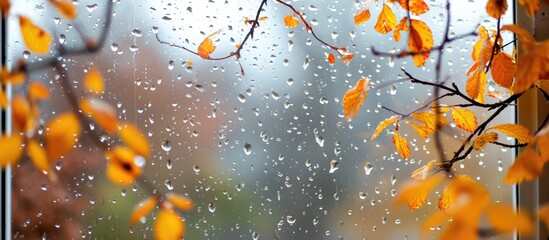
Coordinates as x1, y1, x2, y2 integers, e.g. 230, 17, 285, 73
84, 67, 104, 95
539, 203, 549, 231
393, 17, 408, 42
466, 69, 487, 103
410, 160, 436, 180
327, 53, 335, 65
396, 175, 443, 210
197, 31, 220, 59
451, 107, 478, 133
489, 123, 532, 144
406, 120, 434, 139
339, 48, 355, 65
154, 209, 185, 240
504, 148, 544, 184
0, 135, 23, 168
391, 0, 429, 15
408, 19, 433, 67
371, 115, 398, 140
485, 203, 533, 235
0, 67, 25, 85
411, 111, 447, 131
118, 122, 150, 158
439, 175, 491, 222
486, 0, 508, 19
28, 82, 50, 101
48, 0, 77, 20
439, 221, 478, 240
374, 4, 397, 34
19, 16, 52, 54
130, 196, 158, 225
473, 132, 498, 150
354, 8, 371, 25
106, 147, 143, 185
518, 0, 540, 16
27, 139, 50, 172
283, 15, 299, 28
167, 193, 194, 211
45, 113, 80, 161
490, 52, 516, 88
471, 27, 490, 61
11, 96, 32, 133
393, 129, 410, 159
342, 78, 370, 121
80, 98, 117, 134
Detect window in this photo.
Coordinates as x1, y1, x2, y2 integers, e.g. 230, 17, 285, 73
2, 0, 549, 239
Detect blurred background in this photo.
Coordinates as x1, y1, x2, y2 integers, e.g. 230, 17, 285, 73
7, 0, 516, 239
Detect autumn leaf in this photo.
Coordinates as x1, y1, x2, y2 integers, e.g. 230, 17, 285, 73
411, 111, 447, 131
0, 0, 9, 15
354, 8, 371, 25
338, 48, 355, 65
0, 135, 23, 168
167, 193, 194, 211
155, 209, 185, 240
410, 160, 436, 180
0, 90, 7, 108
283, 15, 299, 28
439, 175, 490, 220
390, 0, 429, 15
118, 122, 151, 158
486, 0, 508, 19
45, 113, 80, 161
49, 0, 77, 20
466, 31, 493, 102
518, 0, 540, 16
197, 31, 220, 59
407, 19, 433, 67
327, 53, 335, 65
28, 82, 50, 101
0, 67, 25, 85
19, 16, 52, 54
84, 67, 104, 95
80, 98, 117, 134
393, 17, 408, 42
11, 96, 32, 134
504, 148, 545, 184
473, 132, 498, 150
490, 52, 516, 88
371, 115, 398, 140
130, 196, 158, 225
374, 4, 397, 34
489, 123, 532, 144
342, 78, 370, 121
106, 147, 143, 185
27, 139, 50, 172
406, 120, 434, 139
396, 175, 443, 210
393, 128, 410, 159
485, 203, 533, 235
539, 203, 549, 231
451, 107, 478, 133
538, 133, 549, 160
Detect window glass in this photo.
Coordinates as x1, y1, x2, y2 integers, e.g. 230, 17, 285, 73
8, 0, 516, 239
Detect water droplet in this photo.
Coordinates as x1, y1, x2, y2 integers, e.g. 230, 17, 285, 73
364, 162, 373, 175
329, 160, 339, 173
388, 56, 395, 67
252, 232, 259, 240
286, 215, 296, 225
244, 143, 252, 155
208, 202, 216, 212
86, 4, 98, 12
161, 140, 172, 152
389, 85, 397, 95
193, 165, 201, 174
23, 51, 30, 59
359, 192, 367, 200
131, 29, 142, 37
168, 60, 175, 70
166, 159, 172, 169
164, 180, 174, 190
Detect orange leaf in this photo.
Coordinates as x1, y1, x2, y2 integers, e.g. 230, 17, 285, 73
407, 120, 434, 138
48, 0, 77, 20
371, 115, 398, 140
45, 113, 80, 161
396, 175, 443, 210
27, 139, 50, 172
354, 8, 371, 25
283, 15, 299, 28
485, 203, 533, 235
374, 4, 397, 34
486, 0, 508, 19
0, 90, 7, 108
473, 132, 498, 150
19, 16, 52, 54
393, 17, 409, 42
411, 111, 447, 131
539, 203, 549, 231
466, 69, 488, 103
538, 134, 549, 160
505, 148, 545, 184
391, 0, 429, 15
80, 98, 117, 134
0, 135, 23, 168
0, 0, 9, 15
339, 50, 355, 65
408, 19, 433, 67
393, 129, 410, 159
342, 78, 370, 121
167, 193, 194, 211
118, 122, 150, 158
410, 160, 436, 180
106, 147, 143, 185
451, 107, 478, 133
0, 67, 25, 85
518, 0, 540, 16
84, 67, 104, 95
28, 82, 50, 101
130, 196, 158, 225
154, 209, 185, 240
439, 175, 490, 219
11, 96, 32, 134
489, 123, 532, 144
537, 80, 549, 95
490, 52, 516, 88
197, 31, 220, 59
327, 53, 335, 65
